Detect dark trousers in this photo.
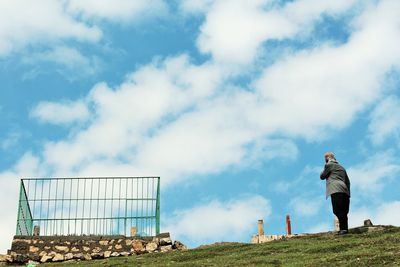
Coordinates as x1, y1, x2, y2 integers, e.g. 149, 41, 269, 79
331, 192, 350, 231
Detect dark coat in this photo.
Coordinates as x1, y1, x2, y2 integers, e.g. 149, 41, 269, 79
320, 160, 351, 198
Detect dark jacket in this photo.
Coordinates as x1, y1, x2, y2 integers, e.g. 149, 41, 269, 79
320, 159, 350, 198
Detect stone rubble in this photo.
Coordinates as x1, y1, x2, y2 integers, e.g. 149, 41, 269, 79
2, 233, 188, 264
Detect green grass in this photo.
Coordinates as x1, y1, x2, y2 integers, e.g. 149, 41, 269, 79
45, 226, 400, 266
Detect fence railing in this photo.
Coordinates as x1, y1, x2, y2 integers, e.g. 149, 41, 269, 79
16, 177, 160, 237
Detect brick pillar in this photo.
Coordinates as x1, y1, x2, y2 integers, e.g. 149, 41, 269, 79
286, 215, 292, 236
257, 220, 264, 236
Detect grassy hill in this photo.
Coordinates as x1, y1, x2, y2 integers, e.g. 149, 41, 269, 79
45, 226, 400, 266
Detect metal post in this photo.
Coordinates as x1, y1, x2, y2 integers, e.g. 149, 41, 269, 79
156, 177, 160, 235
15, 181, 23, 235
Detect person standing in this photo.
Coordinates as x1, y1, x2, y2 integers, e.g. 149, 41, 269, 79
320, 152, 351, 234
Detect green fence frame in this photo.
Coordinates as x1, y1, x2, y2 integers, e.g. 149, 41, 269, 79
16, 181, 33, 235
15, 177, 160, 237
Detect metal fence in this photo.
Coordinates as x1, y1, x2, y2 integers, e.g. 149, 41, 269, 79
16, 177, 160, 237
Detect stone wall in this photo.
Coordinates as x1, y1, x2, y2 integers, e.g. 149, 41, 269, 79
3, 233, 187, 264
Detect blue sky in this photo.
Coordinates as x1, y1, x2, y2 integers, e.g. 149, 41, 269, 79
1, 0, 400, 252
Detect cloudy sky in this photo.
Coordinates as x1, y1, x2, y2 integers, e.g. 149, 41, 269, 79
1, 0, 400, 252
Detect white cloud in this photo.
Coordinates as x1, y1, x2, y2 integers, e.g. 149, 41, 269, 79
195, 0, 359, 65
272, 181, 291, 193
0, 152, 45, 253
347, 152, 400, 193
368, 96, 400, 145
66, 0, 167, 22
22, 46, 101, 77
12, 0, 400, 191
31, 100, 90, 125
163, 195, 271, 245
179, 0, 216, 14
0, 0, 167, 58
1, 131, 22, 150
307, 222, 331, 233
253, 0, 400, 140
290, 196, 322, 217
350, 201, 400, 228
0, 0, 101, 56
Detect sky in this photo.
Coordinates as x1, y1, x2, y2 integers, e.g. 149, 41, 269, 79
1, 0, 400, 253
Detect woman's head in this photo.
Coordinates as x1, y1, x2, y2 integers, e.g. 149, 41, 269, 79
324, 152, 336, 163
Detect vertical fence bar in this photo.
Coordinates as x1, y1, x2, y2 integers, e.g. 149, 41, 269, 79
61, 179, 65, 235
156, 177, 160, 235
89, 178, 93, 235
68, 178, 72, 235
53, 179, 58, 235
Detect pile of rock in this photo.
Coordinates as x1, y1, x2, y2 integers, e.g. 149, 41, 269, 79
1, 233, 187, 265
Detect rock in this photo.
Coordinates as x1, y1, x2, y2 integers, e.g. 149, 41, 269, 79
104, 251, 112, 258
52, 253, 64, 262
83, 254, 92, 261
83, 246, 90, 252
64, 253, 74, 260
71, 247, 80, 252
55, 245, 69, 252
12, 254, 29, 263
28, 254, 41, 262
111, 252, 120, 257
11, 240, 29, 253
160, 237, 172, 246
48, 251, 56, 257
99, 240, 109, 246
146, 242, 158, 252
40, 254, 53, 263
152, 237, 160, 245
160, 245, 172, 253
73, 253, 84, 260
12, 239, 31, 244
0, 254, 12, 263
29, 246, 40, 253
92, 247, 102, 253
120, 251, 131, 256
125, 239, 133, 246
157, 232, 171, 238
91, 252, 104, 259
364, 219, 373, 227
115, 244, 123, 250
39, 251, 46, 257
132, 240, 145, 254
173, 240, 188, 251
74, 253, 85, 260
44, 246, 51, 250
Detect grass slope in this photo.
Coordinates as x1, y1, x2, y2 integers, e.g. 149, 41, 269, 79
46, 226, 400, 266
